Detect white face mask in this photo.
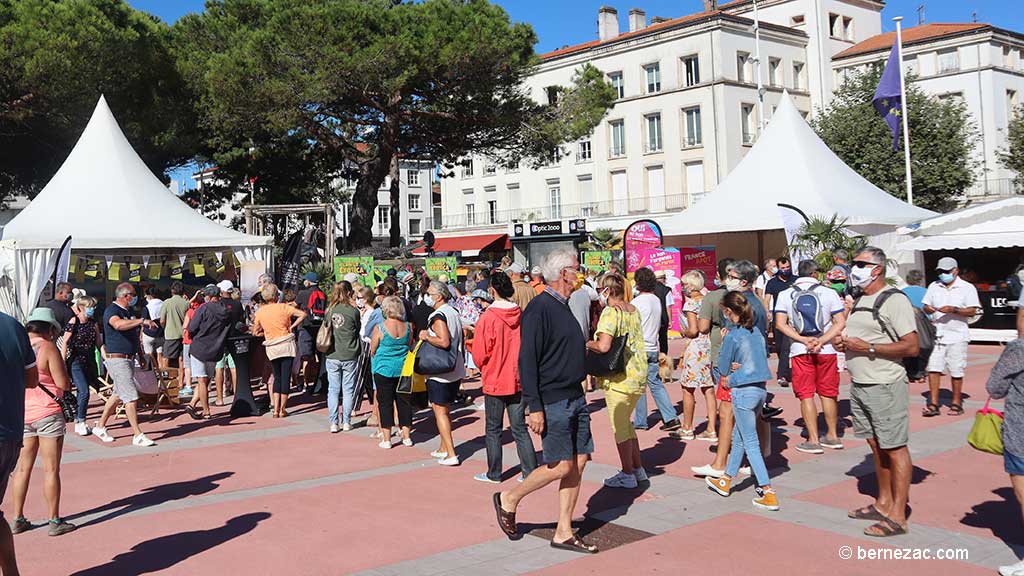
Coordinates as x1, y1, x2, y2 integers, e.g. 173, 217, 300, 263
725, 278, 742, 292
355, 297, 365, 309
598, 290, 609, 306
849, 265, 877, 288
423, 295, 436, 308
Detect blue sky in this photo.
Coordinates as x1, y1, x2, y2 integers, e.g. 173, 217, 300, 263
135, 0, 1021, 186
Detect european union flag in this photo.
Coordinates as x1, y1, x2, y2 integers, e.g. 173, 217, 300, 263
872, 40, 904, 151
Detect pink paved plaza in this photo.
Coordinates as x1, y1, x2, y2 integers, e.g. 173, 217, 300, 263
7, 343, 1021, 575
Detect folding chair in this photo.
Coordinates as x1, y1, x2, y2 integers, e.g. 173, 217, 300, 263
151, 368, 182, 416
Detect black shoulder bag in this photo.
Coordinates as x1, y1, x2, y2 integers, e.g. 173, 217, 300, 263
585, 308, 628, 377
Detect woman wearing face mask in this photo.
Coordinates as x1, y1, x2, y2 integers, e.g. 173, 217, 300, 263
419, 280, 466, 466
325, 281, 362, 432
356, 286, 376, 342
61, 296, 103, 436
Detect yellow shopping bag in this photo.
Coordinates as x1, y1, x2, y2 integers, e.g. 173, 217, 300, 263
397, 342, 428, 394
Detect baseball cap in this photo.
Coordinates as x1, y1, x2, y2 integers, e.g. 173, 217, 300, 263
343, 273, 360, 285
471, 289, 493, 303
304, 272, 318, 282
936, 257, 958, 271
438, 273, 448, 283
531, 266, 543, 276
203, 284, 220, 297
505, 262, 525, 275
825, 265, 847, 281
386, 268, 397, 277
216, 280, 234, 292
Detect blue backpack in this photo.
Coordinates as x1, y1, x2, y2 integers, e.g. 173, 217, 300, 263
789, 284, 828, 337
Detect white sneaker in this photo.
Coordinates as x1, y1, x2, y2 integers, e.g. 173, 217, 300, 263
401, 438, 413, 447
691, 464, 724, 478
633, 467, 649, 482
92, 426, 114, 443
738, 466, 751, 476
132, 433, 156, 447
74, 422, 89, 436
378, 440, 392, 449
430, 450, 449, 459
999, 559, 1024, 576
330, 423, 340, 433
342, 423, 352, 432
438, 455, 460, 466
604, 470, 638, 489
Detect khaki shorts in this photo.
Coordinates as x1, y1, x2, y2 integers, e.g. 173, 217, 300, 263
104, 357, 139, 403
926, 341, 968, 378
24, 412, 66, 438
850, 379, 909, 450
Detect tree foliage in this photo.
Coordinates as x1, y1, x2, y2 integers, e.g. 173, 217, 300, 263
789, 214, 866, 272
811, 67, 977, 213
0, 0, 198, 203
999, 104, 1024, 190
175, 0, 615, 248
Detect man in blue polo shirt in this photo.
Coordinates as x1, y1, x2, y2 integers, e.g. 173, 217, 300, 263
92, 282, 156, 447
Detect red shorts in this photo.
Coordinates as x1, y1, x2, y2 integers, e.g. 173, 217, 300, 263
791, 354, 840, 400
716, 382, 732, 403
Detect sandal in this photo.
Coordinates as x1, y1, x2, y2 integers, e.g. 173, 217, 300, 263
186, 405, 203, 421
492, 493, 517, 538
864, 516, 908, 537
922, 403, 940, 417
948, 404, 964, 416
847, 504, 886, 521
550, 533, 598, 554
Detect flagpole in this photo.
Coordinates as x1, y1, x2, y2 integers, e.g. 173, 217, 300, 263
894, 16, 914, 206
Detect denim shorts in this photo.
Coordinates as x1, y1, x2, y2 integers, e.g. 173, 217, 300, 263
540, 395, 594, 464
191, 356, 217, 379
1006, 449, 1024, 476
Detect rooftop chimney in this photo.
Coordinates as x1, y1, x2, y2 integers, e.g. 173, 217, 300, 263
651, 16, 669, 24
628, 8, 647, 32
598, 6, 619, 41
704, 0, 718, 12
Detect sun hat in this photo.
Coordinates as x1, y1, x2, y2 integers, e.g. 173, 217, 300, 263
26, 308, 61, 332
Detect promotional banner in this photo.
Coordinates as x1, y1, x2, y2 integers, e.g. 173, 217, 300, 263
624, 219, 663, 273
334, 256, 375, 286
583, 251, 612, 273
425, 257, 458, 280
678, 246, 718, 290
635, 248, 683, 332
128, 264, 142, 283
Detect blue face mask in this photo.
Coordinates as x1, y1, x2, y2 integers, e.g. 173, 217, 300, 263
130, 296, 138, 306
84, 307, 95, 319
713, 278, 721, 288
938, 273, 955, 285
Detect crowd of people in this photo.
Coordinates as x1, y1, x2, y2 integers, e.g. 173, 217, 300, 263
0, 245, 1022, 571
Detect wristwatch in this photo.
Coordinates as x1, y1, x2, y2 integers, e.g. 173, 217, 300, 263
868, 345, 877, 358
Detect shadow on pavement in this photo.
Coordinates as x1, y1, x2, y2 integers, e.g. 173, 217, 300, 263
961, 486, 1024, 547
67, 471, 235, 528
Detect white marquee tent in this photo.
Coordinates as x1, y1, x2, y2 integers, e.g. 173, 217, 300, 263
897, 196, 1024, 251
662, 94, 935, 238
0, 96, 272, 319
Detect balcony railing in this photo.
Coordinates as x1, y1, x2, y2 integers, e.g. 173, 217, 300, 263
964, 178, 1022, 201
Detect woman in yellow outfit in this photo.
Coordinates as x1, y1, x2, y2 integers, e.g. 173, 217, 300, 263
587, 272, 649, 489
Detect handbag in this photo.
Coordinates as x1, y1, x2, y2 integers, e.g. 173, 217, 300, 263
585, 307, 628, 377
967, 398, 1004, 455
263, 333, 297, 361
315, 321, 333, 353
39, 384, 76, 423
414, 314, 458, 375
398, 342, 428, 394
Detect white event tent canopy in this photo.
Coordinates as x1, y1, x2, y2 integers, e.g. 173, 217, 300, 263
897, 196, 1024, 251
661, 94, 935, 256
0, 95, 272, 319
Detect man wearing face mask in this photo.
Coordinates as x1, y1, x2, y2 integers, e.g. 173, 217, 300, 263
921, 257, 980, 417
765, 256, 795, 387
93, 283, 156, 447
754, 258, 777, 309
842, 247, 919, 537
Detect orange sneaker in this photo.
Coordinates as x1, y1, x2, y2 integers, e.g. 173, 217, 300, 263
706, 475, 731, 497
753, 488, 780, 511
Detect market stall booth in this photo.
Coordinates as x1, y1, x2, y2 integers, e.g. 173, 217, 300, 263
897, 197, 1024, 342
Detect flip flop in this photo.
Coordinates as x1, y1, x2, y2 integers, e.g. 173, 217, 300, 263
864, 516, 908, 537
847, 504, 886, 521
922, 403, 940, 417
550, 533, 598, 554
186, 405, 202, 420
492, 493, 517, 538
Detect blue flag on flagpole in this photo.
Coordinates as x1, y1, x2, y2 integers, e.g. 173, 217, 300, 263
873, 40, 903, 151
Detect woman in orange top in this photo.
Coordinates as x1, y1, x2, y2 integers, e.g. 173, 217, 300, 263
252, 283, 307, 418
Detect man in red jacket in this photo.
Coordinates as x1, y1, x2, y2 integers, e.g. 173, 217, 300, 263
472, 271, 538, 484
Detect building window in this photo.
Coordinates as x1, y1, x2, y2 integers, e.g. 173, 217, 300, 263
903, 55, 919, 77
545, 86, 559, 106
644, 63, 661, 94
939, 92, 964, 106
609, 120, 626, 157
938, 49, 959, 73
829, 13, 841, 38
843, 17, 854, 41
1009, 90, 1020, 121
683, 107, 702, 147
466, 203, 476, 226
408, 195, 421, 211
377, 206, 390, 235
409, 219, 421, 236
792, 62, 805, 90
549, 186, 561, 219
577, 139, 592, 162
799, 110, 810, 120
645, 114, 663, 152
1004, 46, 1015, 68
461, 159, 474, 178
505, 160, 519, 173
737, 51, 750, 83
609, 72, 624, 99
488, 200, 497, 224
682, 55, 700, 87
768, 57, 781, 87
484, 163, 496, 176
578, 176, 595, 218
741, 104, 755, 145
791, 14, 805, 26
407, 169, 420, 187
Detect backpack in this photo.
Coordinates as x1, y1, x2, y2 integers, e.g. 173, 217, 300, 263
851, 288, 936, 352
789, 283, 828, 337
306, 288, 327, 323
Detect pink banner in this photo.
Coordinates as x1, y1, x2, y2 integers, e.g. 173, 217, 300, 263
678, 246, 717, 290
635, 248, 684, 333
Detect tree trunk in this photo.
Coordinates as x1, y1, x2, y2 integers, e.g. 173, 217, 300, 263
348, 156, 390, 250
388, 155, 401, 248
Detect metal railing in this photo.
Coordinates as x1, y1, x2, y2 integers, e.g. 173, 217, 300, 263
964, 178, 1021, 199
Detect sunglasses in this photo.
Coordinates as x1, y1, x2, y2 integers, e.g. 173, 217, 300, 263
851, 261, 879, 268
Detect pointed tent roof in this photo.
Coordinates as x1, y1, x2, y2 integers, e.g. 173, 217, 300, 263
2, 96, 270, 250
662, 94, 935, 236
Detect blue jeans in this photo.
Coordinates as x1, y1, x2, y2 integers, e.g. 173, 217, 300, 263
69, 357, 94, 423
326, 358, 358, 425
633, 351, 678, 428
726, 385, 770, 487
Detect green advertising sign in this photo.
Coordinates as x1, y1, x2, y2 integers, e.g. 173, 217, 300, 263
583, 251, 612, 273
425, 257, 458, 280
333, 256, 375, 286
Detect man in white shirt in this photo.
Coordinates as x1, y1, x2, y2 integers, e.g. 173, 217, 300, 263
774, 260, 847, 454
754, 258, 777, 308
632, 267, 680, 431
921, 257, 980, 417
